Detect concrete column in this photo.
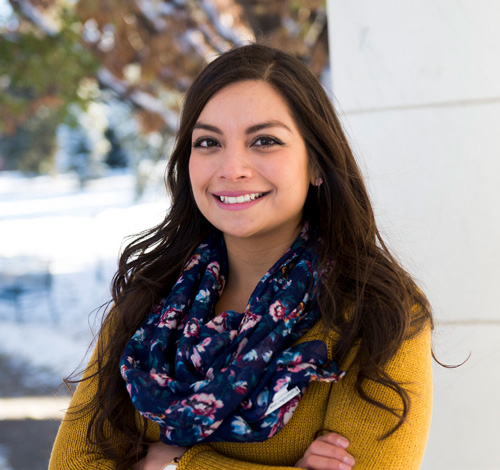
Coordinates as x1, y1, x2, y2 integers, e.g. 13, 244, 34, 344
327, 1, 500, 468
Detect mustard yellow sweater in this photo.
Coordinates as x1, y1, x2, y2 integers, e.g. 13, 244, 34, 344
49, 321, 432, 470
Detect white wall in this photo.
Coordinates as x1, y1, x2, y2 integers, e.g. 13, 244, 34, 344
327, 1, 500, 469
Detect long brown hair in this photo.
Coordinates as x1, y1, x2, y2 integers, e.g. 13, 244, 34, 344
75, 44, 432, 468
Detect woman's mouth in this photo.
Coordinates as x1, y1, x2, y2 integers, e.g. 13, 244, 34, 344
218, 192, 265, 204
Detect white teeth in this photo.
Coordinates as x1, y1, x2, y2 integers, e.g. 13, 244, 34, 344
219, 193, 263, 204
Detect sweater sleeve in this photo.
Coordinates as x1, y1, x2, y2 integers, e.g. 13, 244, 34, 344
177, 445, 300, 470
48, 341, 120, 470
323, 325, 433, 470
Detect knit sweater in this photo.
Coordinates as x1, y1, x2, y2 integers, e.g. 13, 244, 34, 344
49, 319, 432, 470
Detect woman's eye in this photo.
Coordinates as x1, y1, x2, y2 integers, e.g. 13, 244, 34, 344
192, 138, 220, 149
253, 136, 283, 148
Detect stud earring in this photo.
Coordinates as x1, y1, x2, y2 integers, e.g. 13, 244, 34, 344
314, 177, 323, 187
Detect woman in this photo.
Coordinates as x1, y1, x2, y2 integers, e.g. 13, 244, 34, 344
50, 44, 433, 470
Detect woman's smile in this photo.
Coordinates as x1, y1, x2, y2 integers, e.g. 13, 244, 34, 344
212, 191, 268, 211
217, 192, 265, 204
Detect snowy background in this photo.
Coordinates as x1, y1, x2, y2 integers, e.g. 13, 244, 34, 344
0, 170, 169, 385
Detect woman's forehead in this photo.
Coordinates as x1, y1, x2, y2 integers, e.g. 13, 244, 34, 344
196, 80, 296, 130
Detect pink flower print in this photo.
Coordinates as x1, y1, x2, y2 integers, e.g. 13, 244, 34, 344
204, 419, 223, 437
288, 353, 303, 366
181, 393, 223, 420
191, 336, 212, 370
240, 398, 252, 410
207, 311, 229, 333
158, 307, 179, 329
207, 261, 220, 278
163, 425, 175, 440
313, 370, 346, 383
121, 355, 138, 370
234, 380, 248, 394
270, 395, 300, 435
287, 302, 303, 320
199, 336, 212, 350
287, 363, 310, 373
235, 337, 248, 357
207, 261, 225, 292
190, 348, 202, 369
277, 351, 304, 372
273, 377, 291, 392
240, 312, 262, 333
269, 300, 286, 321
150, 371, 172, 387
184, 318, 200, 337
152, 300, 165, 315
185, 253, 201, 270
300, 223, 310, 240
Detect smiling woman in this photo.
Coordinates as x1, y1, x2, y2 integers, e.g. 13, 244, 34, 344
49, 44, 433, 470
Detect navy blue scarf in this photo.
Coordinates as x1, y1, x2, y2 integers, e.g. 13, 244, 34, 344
120, 226, 344, 446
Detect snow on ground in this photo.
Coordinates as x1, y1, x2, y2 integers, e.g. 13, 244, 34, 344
0, 171, 169, 384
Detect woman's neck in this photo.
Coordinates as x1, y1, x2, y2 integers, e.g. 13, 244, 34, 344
215, 227, 300, 315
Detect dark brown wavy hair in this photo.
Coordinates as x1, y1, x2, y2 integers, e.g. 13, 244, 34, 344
72, 44, 432, 469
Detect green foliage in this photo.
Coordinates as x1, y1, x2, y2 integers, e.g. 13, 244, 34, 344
0, 106, 60, 173
0, 8, 99, 173
0, 10, 98, 121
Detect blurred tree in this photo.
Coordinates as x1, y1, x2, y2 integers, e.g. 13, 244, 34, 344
74, 0, 329, 133
0, 105, 60, 173
0, 1, 99, 172
1, 0, 328, 174
66, 125, 93, 186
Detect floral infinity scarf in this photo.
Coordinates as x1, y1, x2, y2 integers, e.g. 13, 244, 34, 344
120, 226, 345, 446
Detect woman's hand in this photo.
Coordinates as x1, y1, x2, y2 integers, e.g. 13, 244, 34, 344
132, 442, 188, 470
294, 432, 356, 470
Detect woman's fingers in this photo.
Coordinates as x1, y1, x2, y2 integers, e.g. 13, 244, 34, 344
294, 433, 355, 470
315, 433, 350, 450
296, 454, 353, 470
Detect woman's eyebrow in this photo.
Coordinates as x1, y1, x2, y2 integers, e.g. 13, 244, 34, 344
192, 120, 292, 135
246, 121, 292, 134
192, 122, 222, 134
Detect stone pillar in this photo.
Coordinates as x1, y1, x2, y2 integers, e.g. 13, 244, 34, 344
327, 1, 500, 468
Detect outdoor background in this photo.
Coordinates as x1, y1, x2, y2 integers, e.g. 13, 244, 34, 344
1, 0, 499, 469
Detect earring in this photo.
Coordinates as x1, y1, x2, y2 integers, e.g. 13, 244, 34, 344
314, 177, 323, 187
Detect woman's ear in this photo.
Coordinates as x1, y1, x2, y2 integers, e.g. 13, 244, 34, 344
310, 170, 323, 187
309, 162, 322, 187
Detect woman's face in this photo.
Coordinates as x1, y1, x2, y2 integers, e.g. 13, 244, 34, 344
189, 80, 313, 244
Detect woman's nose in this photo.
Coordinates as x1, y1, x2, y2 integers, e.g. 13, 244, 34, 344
216, 147, 252, 180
